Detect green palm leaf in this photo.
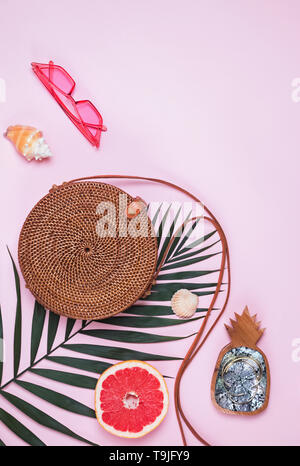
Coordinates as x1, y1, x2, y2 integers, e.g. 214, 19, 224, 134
7, 248, 22, 377
47, 313, 60, 352
0, 307, 3, 386
80, 328, 195, 344
15, 380, 95, 418
123, 305, 171, 316
175, 230, 217, 256
0, 408, 45, 446
156, 269, 218, 281
30, 368, 97, 390
65, 318, 76, 340
63, 343, 182, 361
146, 282, 218, 301
166, 239, 220, 264
46, 356, 111, 374
100, 315, 203, 328
150, 203, 163, 227
161, 252, 220, 271
156, 204, 172, 250
171, 218, 201, 256
165, 209, 192, 261
123, 305, 209, 316
144, 289, 217, 301
30, 301, 46, 365
157, 206, 182, 266
0, 390, 96, 445
152, 282, 218, 292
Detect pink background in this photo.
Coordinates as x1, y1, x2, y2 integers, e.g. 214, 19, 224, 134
1, 0, 300, 446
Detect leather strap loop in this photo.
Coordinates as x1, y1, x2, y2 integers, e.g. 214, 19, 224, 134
65, 174, 230, 446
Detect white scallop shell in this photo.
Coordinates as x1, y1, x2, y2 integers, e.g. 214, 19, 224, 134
171, 289, 198, 318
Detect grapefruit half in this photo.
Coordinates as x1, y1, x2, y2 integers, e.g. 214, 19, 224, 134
95, 360, 169, 438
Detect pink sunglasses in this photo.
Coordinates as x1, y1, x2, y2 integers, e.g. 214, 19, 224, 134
31, 61, 107, 148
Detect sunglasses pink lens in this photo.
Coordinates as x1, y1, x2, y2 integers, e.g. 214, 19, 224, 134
39, 65, 74, 94
76, 101, 102, 136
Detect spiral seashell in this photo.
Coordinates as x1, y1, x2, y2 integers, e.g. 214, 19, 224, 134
171, 288, 198, 318
126, 197, 147, 219
5, 125, 52, 162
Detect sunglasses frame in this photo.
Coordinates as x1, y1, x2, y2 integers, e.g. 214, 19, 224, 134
31, 61, 107, 148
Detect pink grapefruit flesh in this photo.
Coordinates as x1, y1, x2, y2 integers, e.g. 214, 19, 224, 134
95, 360, 169, 438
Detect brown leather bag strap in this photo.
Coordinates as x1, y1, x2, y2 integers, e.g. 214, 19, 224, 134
66, 174, 231, 446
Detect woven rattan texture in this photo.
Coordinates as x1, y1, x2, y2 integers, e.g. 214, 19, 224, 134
18, 182, 157, 319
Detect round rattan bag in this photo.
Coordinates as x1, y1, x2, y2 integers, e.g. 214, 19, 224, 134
18, 181, 157, 320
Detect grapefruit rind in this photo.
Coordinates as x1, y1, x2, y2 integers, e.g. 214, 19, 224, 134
95, 360, 169, 439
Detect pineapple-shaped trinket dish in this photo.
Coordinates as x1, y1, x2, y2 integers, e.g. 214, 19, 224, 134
211, 306, 270, 415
